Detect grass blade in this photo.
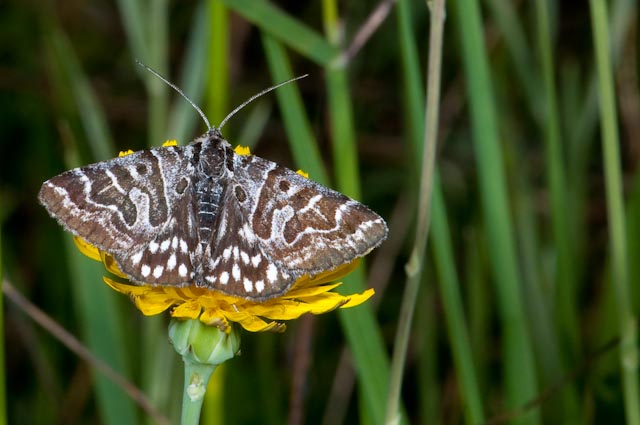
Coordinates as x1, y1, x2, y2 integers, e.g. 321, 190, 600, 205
589, 0, 640, 423
340, 268, 392, 424
451, 0, 541, 422
65, 238, 137, 425
431, 179, 485, 424
395, 0, 426, 164
145, 0, 170, 146
205, 0, 229, 127
484, 0, 541, 119
47, 30, 114, 161
628, 172, 640, 313
396, 2, 485, 423
220, 0, 339, 65
322, 2, 397, 422
386, 0, 449, 422
324, 65, 360, 198
261, 34, 330, 184
115, 0, 147, 62
167, 1, 210, 141
117, 0, 170, 145
43, 23, 138, 425
532, 0, 582, 420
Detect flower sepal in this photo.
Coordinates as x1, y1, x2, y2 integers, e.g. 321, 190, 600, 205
168, 318, 240, 366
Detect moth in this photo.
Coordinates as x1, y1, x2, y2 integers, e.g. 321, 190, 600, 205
39, 72, 388, 301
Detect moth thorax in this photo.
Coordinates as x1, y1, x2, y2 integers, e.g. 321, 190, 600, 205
197, 139, 227, 178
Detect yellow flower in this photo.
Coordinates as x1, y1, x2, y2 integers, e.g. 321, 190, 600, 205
75, 236, 372, 333
72, 142, 375, 333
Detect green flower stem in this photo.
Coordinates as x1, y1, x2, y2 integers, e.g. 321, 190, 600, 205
169, 318, 240, 425
181, 361, 217, 425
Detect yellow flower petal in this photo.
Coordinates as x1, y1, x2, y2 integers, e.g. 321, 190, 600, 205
172, 300, 202, 319
219, 309, 274, 332
340, 288, 375, 308
283, 282, 342, 299
100, 252, 128, 279
234, 145, 251, 156
103, 276, 145, 295
73, 237, 102, 261
199, 313, 231, 332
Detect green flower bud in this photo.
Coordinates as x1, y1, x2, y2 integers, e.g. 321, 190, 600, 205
169, 318, 240, 366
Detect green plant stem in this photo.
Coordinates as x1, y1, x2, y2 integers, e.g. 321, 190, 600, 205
484, 0, 540, 120
534, 0, 581, 421
48, 29, 114, 161
65, 239, 137, 425
146, 0, 169, 145
167, 2, 209, 140
571, 0, 635, 153
534, 0, 578, 351
385, 0, 445, 422
115, 0, 146, 63
452, 0, 540, 421
396, 0, 426, 165
220, 0, 338, 66
261, 34, 330, 184
396, 1, 483, 423
589, 1, 640, 424
325, 66, 360, 197
321, 3, 393, 423
206, 0, 228, 126
430, 179, 485, 424
322, 0, 360, 199
181, 361, 217, 425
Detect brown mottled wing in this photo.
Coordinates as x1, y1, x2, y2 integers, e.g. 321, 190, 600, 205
38, 144, 200, 285
226, 153, 387, 286
199, 150, 387, 301
198, 183, 294, 300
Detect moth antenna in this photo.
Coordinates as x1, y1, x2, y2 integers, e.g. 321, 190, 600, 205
137, 60, 308, 132
217, 74, 309, 130
135, 60, 212, 130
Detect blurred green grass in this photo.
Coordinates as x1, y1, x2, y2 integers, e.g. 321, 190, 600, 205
1, 0, 639, 424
